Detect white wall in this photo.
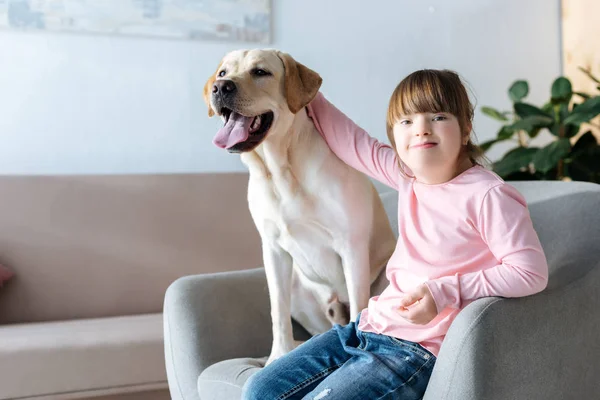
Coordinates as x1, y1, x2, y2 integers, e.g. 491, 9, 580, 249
0, 0, 561, 175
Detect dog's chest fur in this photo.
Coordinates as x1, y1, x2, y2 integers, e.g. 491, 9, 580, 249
256, 170, 346, 286
242, 133, 351, 288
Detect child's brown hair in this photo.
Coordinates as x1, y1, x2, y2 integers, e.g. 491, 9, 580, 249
386, 69, 487, 175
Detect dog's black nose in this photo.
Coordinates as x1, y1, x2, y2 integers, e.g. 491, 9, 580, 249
212, 80, 236, 95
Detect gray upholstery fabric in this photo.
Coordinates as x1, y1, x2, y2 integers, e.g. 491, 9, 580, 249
163, 269, 271, 400
197, 358, 266, 400
164, 181, 600, 400
163, 269, 309, 400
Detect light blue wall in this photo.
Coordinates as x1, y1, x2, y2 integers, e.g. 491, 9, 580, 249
0, 0, 561, 174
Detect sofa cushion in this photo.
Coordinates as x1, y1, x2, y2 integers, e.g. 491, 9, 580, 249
198, 357, 265, 400
0, 174, 261, 325
0, 313, 167, 400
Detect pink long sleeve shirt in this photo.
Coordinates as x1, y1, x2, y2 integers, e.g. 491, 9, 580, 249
306, 93, 549, 356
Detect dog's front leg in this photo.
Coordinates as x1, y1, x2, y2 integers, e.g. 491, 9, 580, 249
262, 241, 295, 365
340, 242, 371, 320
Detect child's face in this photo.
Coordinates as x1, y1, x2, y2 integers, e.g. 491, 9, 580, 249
393, 112, 467, 182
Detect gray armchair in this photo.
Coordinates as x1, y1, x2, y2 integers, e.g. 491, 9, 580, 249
164, 180, 600, 400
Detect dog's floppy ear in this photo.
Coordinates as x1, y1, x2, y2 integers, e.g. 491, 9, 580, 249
277, 52, 322, 114
203, 61, 223, 117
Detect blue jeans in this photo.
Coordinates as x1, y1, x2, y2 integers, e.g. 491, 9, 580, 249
242, 315, 436, 400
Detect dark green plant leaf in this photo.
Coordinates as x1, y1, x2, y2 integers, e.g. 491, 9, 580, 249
509, 80, 529, 102
548, 122, 580, 138
565, 123, 581, 138
481, 106, 509, 122
559, 103, 569, 123
563, 96, 600, 125
529, 127, 542, 139
497, 125, 514, 140
511, 115, 554, 133
514, 102, 553, 119
479, 139, 498, 152
532, 138, 572, 173
493, 147, 539, 177
541, 102, 554, 114
549, 122, 559, 136
572, 131, 599, 153
555, 103, 581, 138
551, 77, 572, 104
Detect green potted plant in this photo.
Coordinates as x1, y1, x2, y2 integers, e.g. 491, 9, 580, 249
480, 67, 600, 182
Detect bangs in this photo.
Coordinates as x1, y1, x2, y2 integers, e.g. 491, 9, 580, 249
387, 70, 466, 127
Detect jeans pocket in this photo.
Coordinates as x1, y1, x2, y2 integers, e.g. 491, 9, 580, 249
386, 336, 435, 362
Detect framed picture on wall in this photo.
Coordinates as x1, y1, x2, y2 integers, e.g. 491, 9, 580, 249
0, 0, 271, 43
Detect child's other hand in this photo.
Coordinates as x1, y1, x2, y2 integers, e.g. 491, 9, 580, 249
397, 284, 438, 325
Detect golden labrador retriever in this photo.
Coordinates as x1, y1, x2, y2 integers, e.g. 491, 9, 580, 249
204, 49, 395, 364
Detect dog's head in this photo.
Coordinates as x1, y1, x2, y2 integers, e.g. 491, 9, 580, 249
204, 49, 322, 153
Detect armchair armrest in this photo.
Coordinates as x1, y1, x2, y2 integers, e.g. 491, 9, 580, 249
424, 260, 600, 400
163, 268, 272, 400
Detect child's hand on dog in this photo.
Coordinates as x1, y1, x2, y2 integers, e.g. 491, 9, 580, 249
397, 285, 438, 325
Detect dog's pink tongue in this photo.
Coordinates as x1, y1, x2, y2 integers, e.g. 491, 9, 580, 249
213, 112, 253, 149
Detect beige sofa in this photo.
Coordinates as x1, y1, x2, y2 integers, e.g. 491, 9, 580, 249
0, 173, 260, 400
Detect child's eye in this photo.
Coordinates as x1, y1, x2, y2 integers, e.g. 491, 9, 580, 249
400, 119, 412, 125
433, 115, 447, 121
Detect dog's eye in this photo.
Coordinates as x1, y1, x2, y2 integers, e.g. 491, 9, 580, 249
253, 68, 271, 77
218, 70, 226, 77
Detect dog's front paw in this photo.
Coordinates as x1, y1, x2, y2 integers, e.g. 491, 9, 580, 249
265, 351, 284, 366
266, 343, 297, 366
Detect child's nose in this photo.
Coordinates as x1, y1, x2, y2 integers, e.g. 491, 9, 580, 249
414, 120, 432, 136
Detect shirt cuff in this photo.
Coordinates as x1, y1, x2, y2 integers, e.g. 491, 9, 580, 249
425, 274, 462, 312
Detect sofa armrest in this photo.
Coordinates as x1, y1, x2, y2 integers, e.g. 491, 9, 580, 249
163, 268, 272, 400
424, 260, 600, 400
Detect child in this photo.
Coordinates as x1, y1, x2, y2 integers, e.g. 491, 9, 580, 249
242, 69, 549, 400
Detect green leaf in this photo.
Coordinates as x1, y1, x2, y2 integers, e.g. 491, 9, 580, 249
532, 138, 572, 173
542, 102, 554, 114
514, 102, 553, 119
510, 115, 554, 133
493, 147, 539, 177
563, 96, 600, 125
509, 80, 529, 102
565, 123, 581, 138
497, 125, 515, 140
548, 122, 580, 138
551, 77, 572, 103
529, 127, 542, 139
558, 103, 569, 123
556, 103, 581, 138
481, 106, 509, 122
479, 139, 498, 152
